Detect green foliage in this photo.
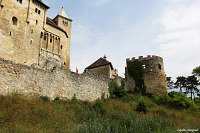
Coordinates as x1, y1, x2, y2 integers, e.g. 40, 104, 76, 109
185, 75, 199, 100
71, 94, 78, 102
136, 101, 149, 114
194, 97, 200, 105
174, 76, 187, 93
127, 60, 146, 94
40, 96, 49, 102
108, 80, 127, 99
157, 92, 196, 109
93, 99, 106, 114
192, 66, 200, 77
166, 77, 174, 89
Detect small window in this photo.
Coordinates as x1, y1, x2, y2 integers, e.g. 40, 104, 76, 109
158, 64, 162, 70
38, 10, 41, 15
12, 17, 18, 25
30, 40, 33, 44
35, 8, 37, 13
60, 45, 63, 49
9, 31, 12, 36
44, 35, 46, 41
64, 62, 66, 65
31, 30, 33, 34
50, 38, 52, 43
36, 20, 38, 25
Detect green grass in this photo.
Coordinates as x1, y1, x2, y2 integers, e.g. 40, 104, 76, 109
0, 93, 199, 132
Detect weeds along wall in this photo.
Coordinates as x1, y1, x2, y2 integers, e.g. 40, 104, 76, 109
0, 58, 110, 101
125, 55, 167, 95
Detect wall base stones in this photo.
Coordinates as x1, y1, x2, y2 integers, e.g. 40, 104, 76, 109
0, 58, 109, 101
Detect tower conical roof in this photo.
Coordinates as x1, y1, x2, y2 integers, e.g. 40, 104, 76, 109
58, 7, 69, 18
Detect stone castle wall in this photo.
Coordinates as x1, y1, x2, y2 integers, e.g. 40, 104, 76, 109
0, 0, 71, 70
125, 55, 167, 95
0, 58, 109, 101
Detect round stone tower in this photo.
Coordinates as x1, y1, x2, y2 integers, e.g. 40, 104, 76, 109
125, 55, 167, 95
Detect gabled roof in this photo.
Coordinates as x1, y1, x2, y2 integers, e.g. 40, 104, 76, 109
58, 7, 69, 19
46, 17, 68, 38
85, 57, 113, 70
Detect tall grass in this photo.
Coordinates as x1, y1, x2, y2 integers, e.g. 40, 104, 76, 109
0, 94, 199, 132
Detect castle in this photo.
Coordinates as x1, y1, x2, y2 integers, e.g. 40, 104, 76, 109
0, 0, 72, 70
125, 55, 167, 95
0, 0, 167, 101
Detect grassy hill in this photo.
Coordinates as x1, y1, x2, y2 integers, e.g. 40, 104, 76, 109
0, 92, 199, 133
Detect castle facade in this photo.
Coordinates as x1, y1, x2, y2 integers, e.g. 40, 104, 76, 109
0, 0, 72, 70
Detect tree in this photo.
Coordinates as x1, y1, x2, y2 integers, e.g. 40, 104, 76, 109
166, 77, 174, 89
174, 76, 187, 93
192, 66, 200, 77
185, 75, 199, 100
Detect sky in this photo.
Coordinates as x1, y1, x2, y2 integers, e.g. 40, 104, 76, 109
43, 0, 200, 78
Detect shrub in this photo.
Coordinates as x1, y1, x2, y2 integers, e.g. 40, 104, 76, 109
40, 96, 49, 102
109, 80, 127, 99
157, 92, 196, 109
71, 94, 78, 103
136, 101, 148, 114
93, 99, 106, 114
194, 97, 200, 105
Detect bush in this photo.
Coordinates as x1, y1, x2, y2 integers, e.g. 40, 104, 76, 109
71, 94, 78, 103
194, 97, 200, 105
93, 99, 106, 114
40, 96, 49, 102
136, 101, 148, 114
157, 92, 196, 109
109, 80, 127, 99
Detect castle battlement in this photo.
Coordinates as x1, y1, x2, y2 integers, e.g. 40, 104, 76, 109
126, 55, 163, 62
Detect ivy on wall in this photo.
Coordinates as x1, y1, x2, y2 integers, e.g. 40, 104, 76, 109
127, 60, 146, 94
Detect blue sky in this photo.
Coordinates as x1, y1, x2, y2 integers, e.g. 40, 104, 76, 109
43, 0, 200, 78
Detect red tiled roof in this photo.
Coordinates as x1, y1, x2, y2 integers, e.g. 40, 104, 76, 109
85, 57, 113, 70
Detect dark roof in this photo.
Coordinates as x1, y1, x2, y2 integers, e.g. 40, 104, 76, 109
36, 0, 49, 9
85, 57, 113, 70
46, 17, 68, 38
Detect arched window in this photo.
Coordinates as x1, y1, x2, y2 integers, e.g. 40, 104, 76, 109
12, 17, 18, 25
60, 45, 63, 49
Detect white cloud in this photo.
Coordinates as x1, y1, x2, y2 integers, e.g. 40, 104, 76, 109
156, 0, 200, 77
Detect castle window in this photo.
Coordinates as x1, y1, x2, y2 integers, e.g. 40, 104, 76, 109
9, 31, 12, 36
50, 38, 52, 43
36, 20, 38, 25
31, 30, 33, 34
38, 10, 41, 15
12, 17, 18, 25
158, 64, 162, 70
16, 0, 22, 4
60, 45, 63, 49
35, 8, 38, 13
30, 40, 33, 44
64, 62, 66, 65
44, 35, 46, 41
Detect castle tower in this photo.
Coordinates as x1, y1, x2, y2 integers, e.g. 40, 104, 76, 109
125, 55, 167, 95
53, 7, 72, 69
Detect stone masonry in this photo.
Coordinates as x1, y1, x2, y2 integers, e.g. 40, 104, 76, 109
0, 58, 109, 101
125, 55, 167, 95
